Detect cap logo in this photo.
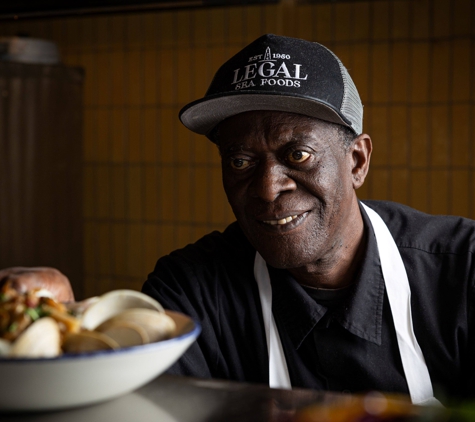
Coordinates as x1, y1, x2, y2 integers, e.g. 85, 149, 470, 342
231, 46, 308, 91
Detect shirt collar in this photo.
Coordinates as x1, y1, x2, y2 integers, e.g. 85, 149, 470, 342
271, 202, 385, 349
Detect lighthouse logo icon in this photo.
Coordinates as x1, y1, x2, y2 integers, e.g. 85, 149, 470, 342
263, 47, 272, 61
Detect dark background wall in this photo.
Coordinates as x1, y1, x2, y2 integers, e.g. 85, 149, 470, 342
0, 63, 84, 297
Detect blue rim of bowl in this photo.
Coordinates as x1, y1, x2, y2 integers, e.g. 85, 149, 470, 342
0, 318, 201, 363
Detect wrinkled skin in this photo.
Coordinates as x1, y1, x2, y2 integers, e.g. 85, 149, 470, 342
0, 267, 74, 302
218, 111, 372, 289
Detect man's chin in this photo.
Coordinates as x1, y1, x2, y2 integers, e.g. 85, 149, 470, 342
239, 221, 316, 268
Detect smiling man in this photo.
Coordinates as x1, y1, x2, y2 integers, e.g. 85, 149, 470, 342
213, 110, 373, 385
216, 111, 368, 290
142, 34, 475, 405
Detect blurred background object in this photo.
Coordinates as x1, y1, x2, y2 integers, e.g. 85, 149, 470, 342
0, 57, 84, 298
0, 36, 60, 64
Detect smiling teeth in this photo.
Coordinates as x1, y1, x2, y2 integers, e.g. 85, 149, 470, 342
264, 215, 298, 225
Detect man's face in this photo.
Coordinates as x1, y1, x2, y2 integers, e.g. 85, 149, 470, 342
218, 111, 359, 271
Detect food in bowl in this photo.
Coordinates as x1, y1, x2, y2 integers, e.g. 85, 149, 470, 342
0, 285, 176, 358
0, 307, 200, 411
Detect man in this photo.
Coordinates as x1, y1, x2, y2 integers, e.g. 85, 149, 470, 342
142, 34, 475, 405
2, 34, 474, 404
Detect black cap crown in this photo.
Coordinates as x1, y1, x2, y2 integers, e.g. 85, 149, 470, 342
180, 34, 363, 140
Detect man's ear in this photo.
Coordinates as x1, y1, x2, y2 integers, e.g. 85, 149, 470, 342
350, 134, 372, 189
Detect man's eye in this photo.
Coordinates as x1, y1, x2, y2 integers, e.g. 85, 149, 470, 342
287, 150, 310, 163
230, 158, 251, 170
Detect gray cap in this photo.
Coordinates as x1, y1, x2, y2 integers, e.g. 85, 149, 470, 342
179, 34, 363, 140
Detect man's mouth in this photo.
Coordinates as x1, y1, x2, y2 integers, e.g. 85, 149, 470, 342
261, 212, 309, 226
263, 215, 298, 225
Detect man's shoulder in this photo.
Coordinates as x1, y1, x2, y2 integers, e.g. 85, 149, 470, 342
362, 200, 475, 254
144, 221, 257, 310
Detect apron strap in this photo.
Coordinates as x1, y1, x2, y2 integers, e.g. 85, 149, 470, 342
254, 252, 291, 389
360, 203, 436, 405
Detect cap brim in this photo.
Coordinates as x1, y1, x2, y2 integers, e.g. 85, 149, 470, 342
179, 91, 354, 137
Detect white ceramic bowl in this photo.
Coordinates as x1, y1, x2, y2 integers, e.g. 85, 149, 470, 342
0, 310, 200, 412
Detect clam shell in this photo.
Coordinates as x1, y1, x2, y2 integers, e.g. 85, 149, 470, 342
9, 317, 61, 358
65, 296, 100, 317
81, 290, 164, 330
165, 310, 194, 337
62, 330, 119, 353
96, 308, 176, 343
0, 338, 11, 356
95, 320, 149, 347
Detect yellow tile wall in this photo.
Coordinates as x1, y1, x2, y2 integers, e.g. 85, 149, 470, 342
1, 0, 474, 297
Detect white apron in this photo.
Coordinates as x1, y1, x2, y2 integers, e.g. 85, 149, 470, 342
253, 203, 441, 406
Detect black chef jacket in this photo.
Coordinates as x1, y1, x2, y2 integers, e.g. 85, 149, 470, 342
142, 200, 475, 401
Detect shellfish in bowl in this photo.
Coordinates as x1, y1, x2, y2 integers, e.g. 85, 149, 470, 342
63, 289, 178, 353
0, 286, 200, 411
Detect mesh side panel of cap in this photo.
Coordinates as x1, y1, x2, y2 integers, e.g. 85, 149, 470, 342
339, 66, 363, 134
326, 50, 363, 135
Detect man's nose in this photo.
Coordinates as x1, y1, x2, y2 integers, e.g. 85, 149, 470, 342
249, 160, 297, 202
